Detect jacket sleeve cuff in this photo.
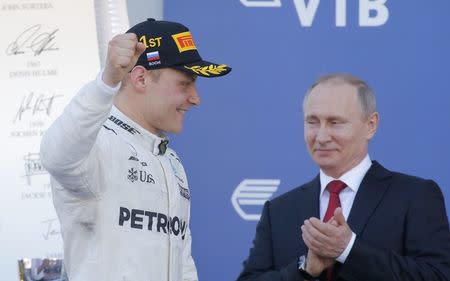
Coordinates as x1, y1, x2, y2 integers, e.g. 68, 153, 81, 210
95, 69, 122, 95
284, 258, 302, 281
336, 231, 356, 263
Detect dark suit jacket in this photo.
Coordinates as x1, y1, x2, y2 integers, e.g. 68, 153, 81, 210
237, 161, 450, 281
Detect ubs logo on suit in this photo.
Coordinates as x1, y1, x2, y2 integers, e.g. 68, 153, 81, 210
127, 168, 155, 184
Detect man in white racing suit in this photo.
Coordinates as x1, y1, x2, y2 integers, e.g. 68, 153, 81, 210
40, 18, 231, 281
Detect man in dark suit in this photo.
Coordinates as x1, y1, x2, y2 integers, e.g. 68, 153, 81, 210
236, 73, 450, 281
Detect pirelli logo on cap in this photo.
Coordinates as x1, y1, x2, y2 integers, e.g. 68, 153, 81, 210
172, 31, 197, 53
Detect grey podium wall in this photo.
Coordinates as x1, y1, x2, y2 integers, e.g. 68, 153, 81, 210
127, 0, 163, 24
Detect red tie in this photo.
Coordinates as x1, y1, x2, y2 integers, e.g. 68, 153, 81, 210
323, 180, 346, 281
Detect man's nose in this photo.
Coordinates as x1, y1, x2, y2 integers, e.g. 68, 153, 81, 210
188, 86, 200, 106
316, 125, 331, 144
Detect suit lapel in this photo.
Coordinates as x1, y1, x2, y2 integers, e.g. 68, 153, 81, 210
300, 175, 321, 219
296, 176, 321, 253
347, 161, 392, 236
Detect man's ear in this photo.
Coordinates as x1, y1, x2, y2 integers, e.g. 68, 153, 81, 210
129, 66, 147, 92
366, 111, 379, 141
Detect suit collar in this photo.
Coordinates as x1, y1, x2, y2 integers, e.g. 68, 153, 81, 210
300, 175, 321, 219
347, 161, 392, 236
108, 106, 169, 155
319, 154, 372, 195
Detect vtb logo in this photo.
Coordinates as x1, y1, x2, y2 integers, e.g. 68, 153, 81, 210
231, 179, 280, 221
240, 0, 389, 27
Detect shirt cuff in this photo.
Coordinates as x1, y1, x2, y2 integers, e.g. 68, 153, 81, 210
336, 232, 356, 263
95, 69, 122, 95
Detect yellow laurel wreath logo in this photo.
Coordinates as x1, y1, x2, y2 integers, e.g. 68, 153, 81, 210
184, 64, 228, 76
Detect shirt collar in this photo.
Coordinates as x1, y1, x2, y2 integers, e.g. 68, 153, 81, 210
319, 154, 372, 196
109, 106, 169, 155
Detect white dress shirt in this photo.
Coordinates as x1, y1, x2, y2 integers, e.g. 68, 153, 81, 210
319, 154, 372, 263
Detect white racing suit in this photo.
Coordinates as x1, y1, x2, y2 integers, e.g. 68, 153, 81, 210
40, 72, 198, 281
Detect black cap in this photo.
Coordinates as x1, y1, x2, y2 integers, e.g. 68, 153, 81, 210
126, 18, 231, 78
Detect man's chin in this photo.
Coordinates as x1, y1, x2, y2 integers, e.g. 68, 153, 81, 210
166, 126, 183, 134
314, 157, 338, 171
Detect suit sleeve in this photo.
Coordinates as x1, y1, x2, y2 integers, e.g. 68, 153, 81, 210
40, 71, 118, 199
182, 214, 199, 281
237, 201, 304, 281
339, 180, 450, 281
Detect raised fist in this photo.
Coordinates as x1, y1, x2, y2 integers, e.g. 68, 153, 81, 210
102, 33, 146, 87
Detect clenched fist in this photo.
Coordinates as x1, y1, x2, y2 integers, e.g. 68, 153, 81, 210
102, 33, 146, 87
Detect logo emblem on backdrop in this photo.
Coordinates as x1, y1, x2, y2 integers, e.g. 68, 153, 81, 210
231, 179, 280, 221
240, 0, 281, 7
239, 0, 389, 27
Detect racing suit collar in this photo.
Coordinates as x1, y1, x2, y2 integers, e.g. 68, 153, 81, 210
110, 106, 169, 155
